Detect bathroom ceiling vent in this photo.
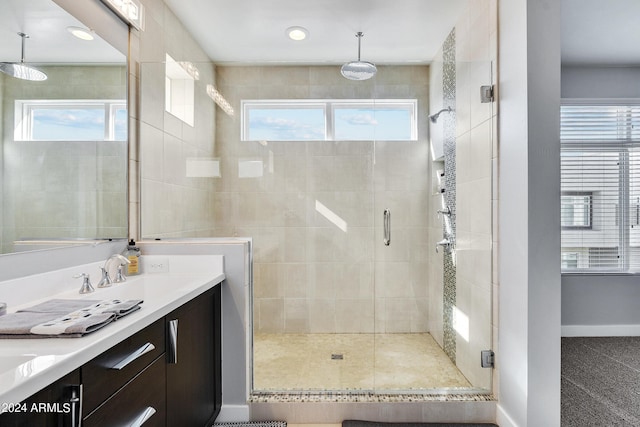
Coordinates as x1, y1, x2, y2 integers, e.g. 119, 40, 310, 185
341, 32, 377, 81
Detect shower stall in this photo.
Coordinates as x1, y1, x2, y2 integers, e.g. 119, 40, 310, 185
214, 64, 444, 392
212, 62, 494, 396
138, 0, 497, 398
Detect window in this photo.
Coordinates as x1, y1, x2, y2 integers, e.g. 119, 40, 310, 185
165, 53, 195, 126
561, 252, 579, 269
15, 100, 127, 141
242, 99, 417, 142
561, 101, 640, 273
244, 103, 326, 141
561, 192, 592, 229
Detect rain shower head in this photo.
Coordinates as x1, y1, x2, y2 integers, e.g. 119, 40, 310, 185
0, 33, 47, 82
429, 106, 452, 123
341, 32, 377, 81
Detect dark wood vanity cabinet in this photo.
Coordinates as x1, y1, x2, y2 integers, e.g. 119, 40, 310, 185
82, 318, 165, 416
0, 370, 81, 427
83, 356, 166, 427
167, 286, 222, 426
82, 317, 166, 426
0, 285, 222, 427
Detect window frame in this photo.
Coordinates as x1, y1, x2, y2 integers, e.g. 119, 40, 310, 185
561, 98, 640, 275
561, 191, 593, 230
241, 99, 418, 142
14, 99, 127, 142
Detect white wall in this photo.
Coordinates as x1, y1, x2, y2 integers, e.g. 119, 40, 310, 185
498, 0, 561, 426
562, 66, 640, 99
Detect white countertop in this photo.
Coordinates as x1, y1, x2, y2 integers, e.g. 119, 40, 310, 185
0, 255, 225, 407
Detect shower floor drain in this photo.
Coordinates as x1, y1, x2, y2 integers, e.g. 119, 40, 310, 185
331, 354, 344, 360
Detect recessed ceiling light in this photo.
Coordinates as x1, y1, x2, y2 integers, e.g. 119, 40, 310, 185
67, 26, 94, 41
286, 26, 308, 41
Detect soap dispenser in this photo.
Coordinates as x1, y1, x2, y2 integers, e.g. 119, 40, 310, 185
122, 239, 141, 276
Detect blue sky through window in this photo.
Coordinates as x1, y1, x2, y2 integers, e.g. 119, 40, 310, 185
114, 107, 128, 141
247, 108, 325, 141
334, 107, 412, 141
32, 108, 105, 140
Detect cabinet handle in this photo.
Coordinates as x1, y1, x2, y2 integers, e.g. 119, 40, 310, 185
129, 406, 156, 427
168, 319, 179, 364
110, 342, 156, 370
69, 384, 82, 427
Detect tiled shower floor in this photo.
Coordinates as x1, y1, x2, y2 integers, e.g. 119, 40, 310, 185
253, 333, 471, 391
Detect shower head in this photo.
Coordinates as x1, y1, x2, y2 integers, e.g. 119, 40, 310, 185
429, 106, 452, 123
341, 32, 377, 81
0, 33, 47, 82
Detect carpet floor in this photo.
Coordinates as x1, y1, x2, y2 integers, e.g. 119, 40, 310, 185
562, 337, 640, 426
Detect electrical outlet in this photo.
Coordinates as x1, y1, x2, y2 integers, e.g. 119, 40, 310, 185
147, 258, 169, 273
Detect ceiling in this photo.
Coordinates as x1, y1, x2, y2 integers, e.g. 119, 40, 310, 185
163, 0, 468, 65
2, 0, 639, 67
163, 0, 640, 67
0, 0, 124, 65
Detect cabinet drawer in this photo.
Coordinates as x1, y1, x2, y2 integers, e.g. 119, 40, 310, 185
83, 356, 166, 427
82, 318, 165, 415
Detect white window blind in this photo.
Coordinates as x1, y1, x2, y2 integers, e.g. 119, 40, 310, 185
561, 101, 640, 273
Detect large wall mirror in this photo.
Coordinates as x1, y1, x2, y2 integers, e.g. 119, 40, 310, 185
0, 0, 128, 255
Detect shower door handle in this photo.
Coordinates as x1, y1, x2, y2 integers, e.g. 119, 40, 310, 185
383, 209, 391, 246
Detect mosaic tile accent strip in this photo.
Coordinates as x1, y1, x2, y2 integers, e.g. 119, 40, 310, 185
215, 422, 286, 427
249, 391, 495, 403
442, 28, 457, 363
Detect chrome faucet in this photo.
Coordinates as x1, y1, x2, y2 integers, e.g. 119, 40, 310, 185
74, 273, 95, 294
98, 254, 130, 287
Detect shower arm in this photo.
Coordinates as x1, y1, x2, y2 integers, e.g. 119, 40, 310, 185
429, 106, 453, 123
19, 32, 28, 63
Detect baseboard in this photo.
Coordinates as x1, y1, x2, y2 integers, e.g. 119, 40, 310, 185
216, 405, 250, 422
562, 324, 640, 337
496, 404, 518, 427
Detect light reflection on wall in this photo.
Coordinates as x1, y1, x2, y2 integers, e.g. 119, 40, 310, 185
206, 84, 234, 117
453, 306, 469, 342
315, 200, 348, 233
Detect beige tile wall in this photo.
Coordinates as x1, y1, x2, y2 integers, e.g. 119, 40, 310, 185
428, 49, 445, 350
214, 65, 431, 334
134, 0, 218, 240
428, 0, 497, 391
454, 0, 496, 391
1, 66, 128, 253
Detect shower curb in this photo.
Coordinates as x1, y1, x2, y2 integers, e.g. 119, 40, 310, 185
249, 391, 495, 403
